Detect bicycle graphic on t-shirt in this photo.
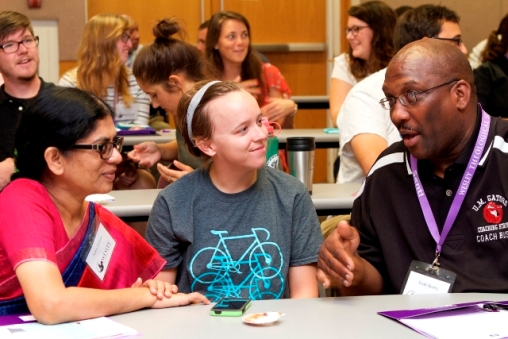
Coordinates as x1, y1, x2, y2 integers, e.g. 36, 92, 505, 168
189, 228, 284, 301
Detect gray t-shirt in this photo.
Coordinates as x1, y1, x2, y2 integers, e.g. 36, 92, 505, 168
176, 128, 203, 169
146, 166, 323, 301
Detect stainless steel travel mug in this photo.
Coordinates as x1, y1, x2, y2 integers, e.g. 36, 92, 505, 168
286, 137, 315, 194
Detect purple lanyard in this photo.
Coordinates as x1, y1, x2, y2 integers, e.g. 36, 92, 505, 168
410, 110, 490, 254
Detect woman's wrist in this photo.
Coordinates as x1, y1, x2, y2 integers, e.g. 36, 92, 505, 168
289, 103, 298, 117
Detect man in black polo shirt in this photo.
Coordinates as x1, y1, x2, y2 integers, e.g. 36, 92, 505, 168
0, 11, 53, 190
318, 38, 508, 295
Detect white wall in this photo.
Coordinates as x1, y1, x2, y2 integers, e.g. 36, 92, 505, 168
32, 20, 59, 84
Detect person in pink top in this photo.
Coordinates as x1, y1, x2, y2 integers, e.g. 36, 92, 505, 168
0, 87, 209, 323
205, 11, 297, 129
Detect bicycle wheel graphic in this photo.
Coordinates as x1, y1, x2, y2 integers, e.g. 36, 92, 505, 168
190, 247, 229, 283
191, 272, 227, 302
249, 242, 283, 279
249, 267, 284, 300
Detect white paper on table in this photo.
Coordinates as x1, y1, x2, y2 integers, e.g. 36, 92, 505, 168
0, 316, 138, 339
400, 306, 508, 339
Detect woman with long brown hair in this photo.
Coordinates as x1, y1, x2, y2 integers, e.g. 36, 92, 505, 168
59, 13, 155, 190
329, 1, 396, 126
205, 11, 297, 129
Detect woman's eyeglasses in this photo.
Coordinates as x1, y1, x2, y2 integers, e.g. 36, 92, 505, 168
120, 33, 131, 43
345, 26, 369, 37
70, 136, 124, 160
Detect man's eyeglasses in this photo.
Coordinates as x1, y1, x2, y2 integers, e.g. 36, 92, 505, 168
379, 79, 460, 110
0, 36, 39, 54
432, 36, 463, 47
345, 26, 369, 37
120, 33, 131, 43
70, 136, 124, 160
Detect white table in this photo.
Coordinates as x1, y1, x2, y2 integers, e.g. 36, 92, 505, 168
122, 129, 339, 149
102, 183, 360, 220
109, 293, 508, 339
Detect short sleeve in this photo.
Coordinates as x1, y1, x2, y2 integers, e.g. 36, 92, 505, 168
337, 69, 393, 146
263, 63, 292, 98
146, 191, 182, 270
58, 68, 78, 88
331, 54, 356, 85
289, 187, 323, 266
0, 180, 63, 269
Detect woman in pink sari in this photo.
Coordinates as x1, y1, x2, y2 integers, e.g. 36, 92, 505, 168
0, 87, 209, 323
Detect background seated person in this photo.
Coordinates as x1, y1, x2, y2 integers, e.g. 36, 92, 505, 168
321, 5, 469, 239
329, 1, 396, 127
129, 18, 209, 184
146, 81, 323, 301
337, 4, 467, 185
59, 14, 154, 190
205, 11, 297, 129
0, 87, 209, 323
0, 11, 54, 191
318, 38, 508, 295
474, 14, 508, 118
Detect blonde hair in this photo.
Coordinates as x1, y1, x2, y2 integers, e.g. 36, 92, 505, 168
76, 14, 132, 106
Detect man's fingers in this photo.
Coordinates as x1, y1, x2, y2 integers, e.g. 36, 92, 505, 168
316, 268, 331, 289
336, 220, 358, 241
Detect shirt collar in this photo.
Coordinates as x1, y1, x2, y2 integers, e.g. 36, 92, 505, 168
0, 77, 45, 105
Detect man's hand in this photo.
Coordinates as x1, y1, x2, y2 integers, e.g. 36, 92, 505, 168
317, 220, 361, 288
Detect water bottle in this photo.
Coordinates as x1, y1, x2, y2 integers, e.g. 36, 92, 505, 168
262, 117, 279, 169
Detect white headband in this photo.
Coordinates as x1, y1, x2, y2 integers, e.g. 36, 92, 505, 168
186, 80, 221, 145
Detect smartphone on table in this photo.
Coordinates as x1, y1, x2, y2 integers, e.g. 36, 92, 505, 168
210, 297, 252, 317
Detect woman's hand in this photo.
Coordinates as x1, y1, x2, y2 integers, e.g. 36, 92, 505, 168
128, 142, 162, 168
131, 278, 178, 300
157, 160, 193, 183
260, 98, 296, 122
152, 292, 211, 308
234, 76, 261, 98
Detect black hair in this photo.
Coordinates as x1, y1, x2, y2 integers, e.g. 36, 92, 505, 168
394, 4, 460, 52
12, 87, 114, 181
481, 14, 508, 63
133, 17, 210, 90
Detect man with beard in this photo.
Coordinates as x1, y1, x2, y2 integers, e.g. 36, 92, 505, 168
0, 11, 53, 190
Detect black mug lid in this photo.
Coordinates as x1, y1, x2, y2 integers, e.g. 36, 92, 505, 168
286, 137, 316, 151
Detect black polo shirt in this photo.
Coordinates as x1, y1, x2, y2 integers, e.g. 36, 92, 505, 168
352, 107, 508, 293
0, 79, 54, 162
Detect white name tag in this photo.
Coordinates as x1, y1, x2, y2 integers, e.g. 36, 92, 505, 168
401, 260, 456, 295
115, 102, 138, 122
402, 271, 452, 294
85, 223, 116, 281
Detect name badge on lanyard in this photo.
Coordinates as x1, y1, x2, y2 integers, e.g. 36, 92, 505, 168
85, 223, 116, 281
400, 108, 490, 295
